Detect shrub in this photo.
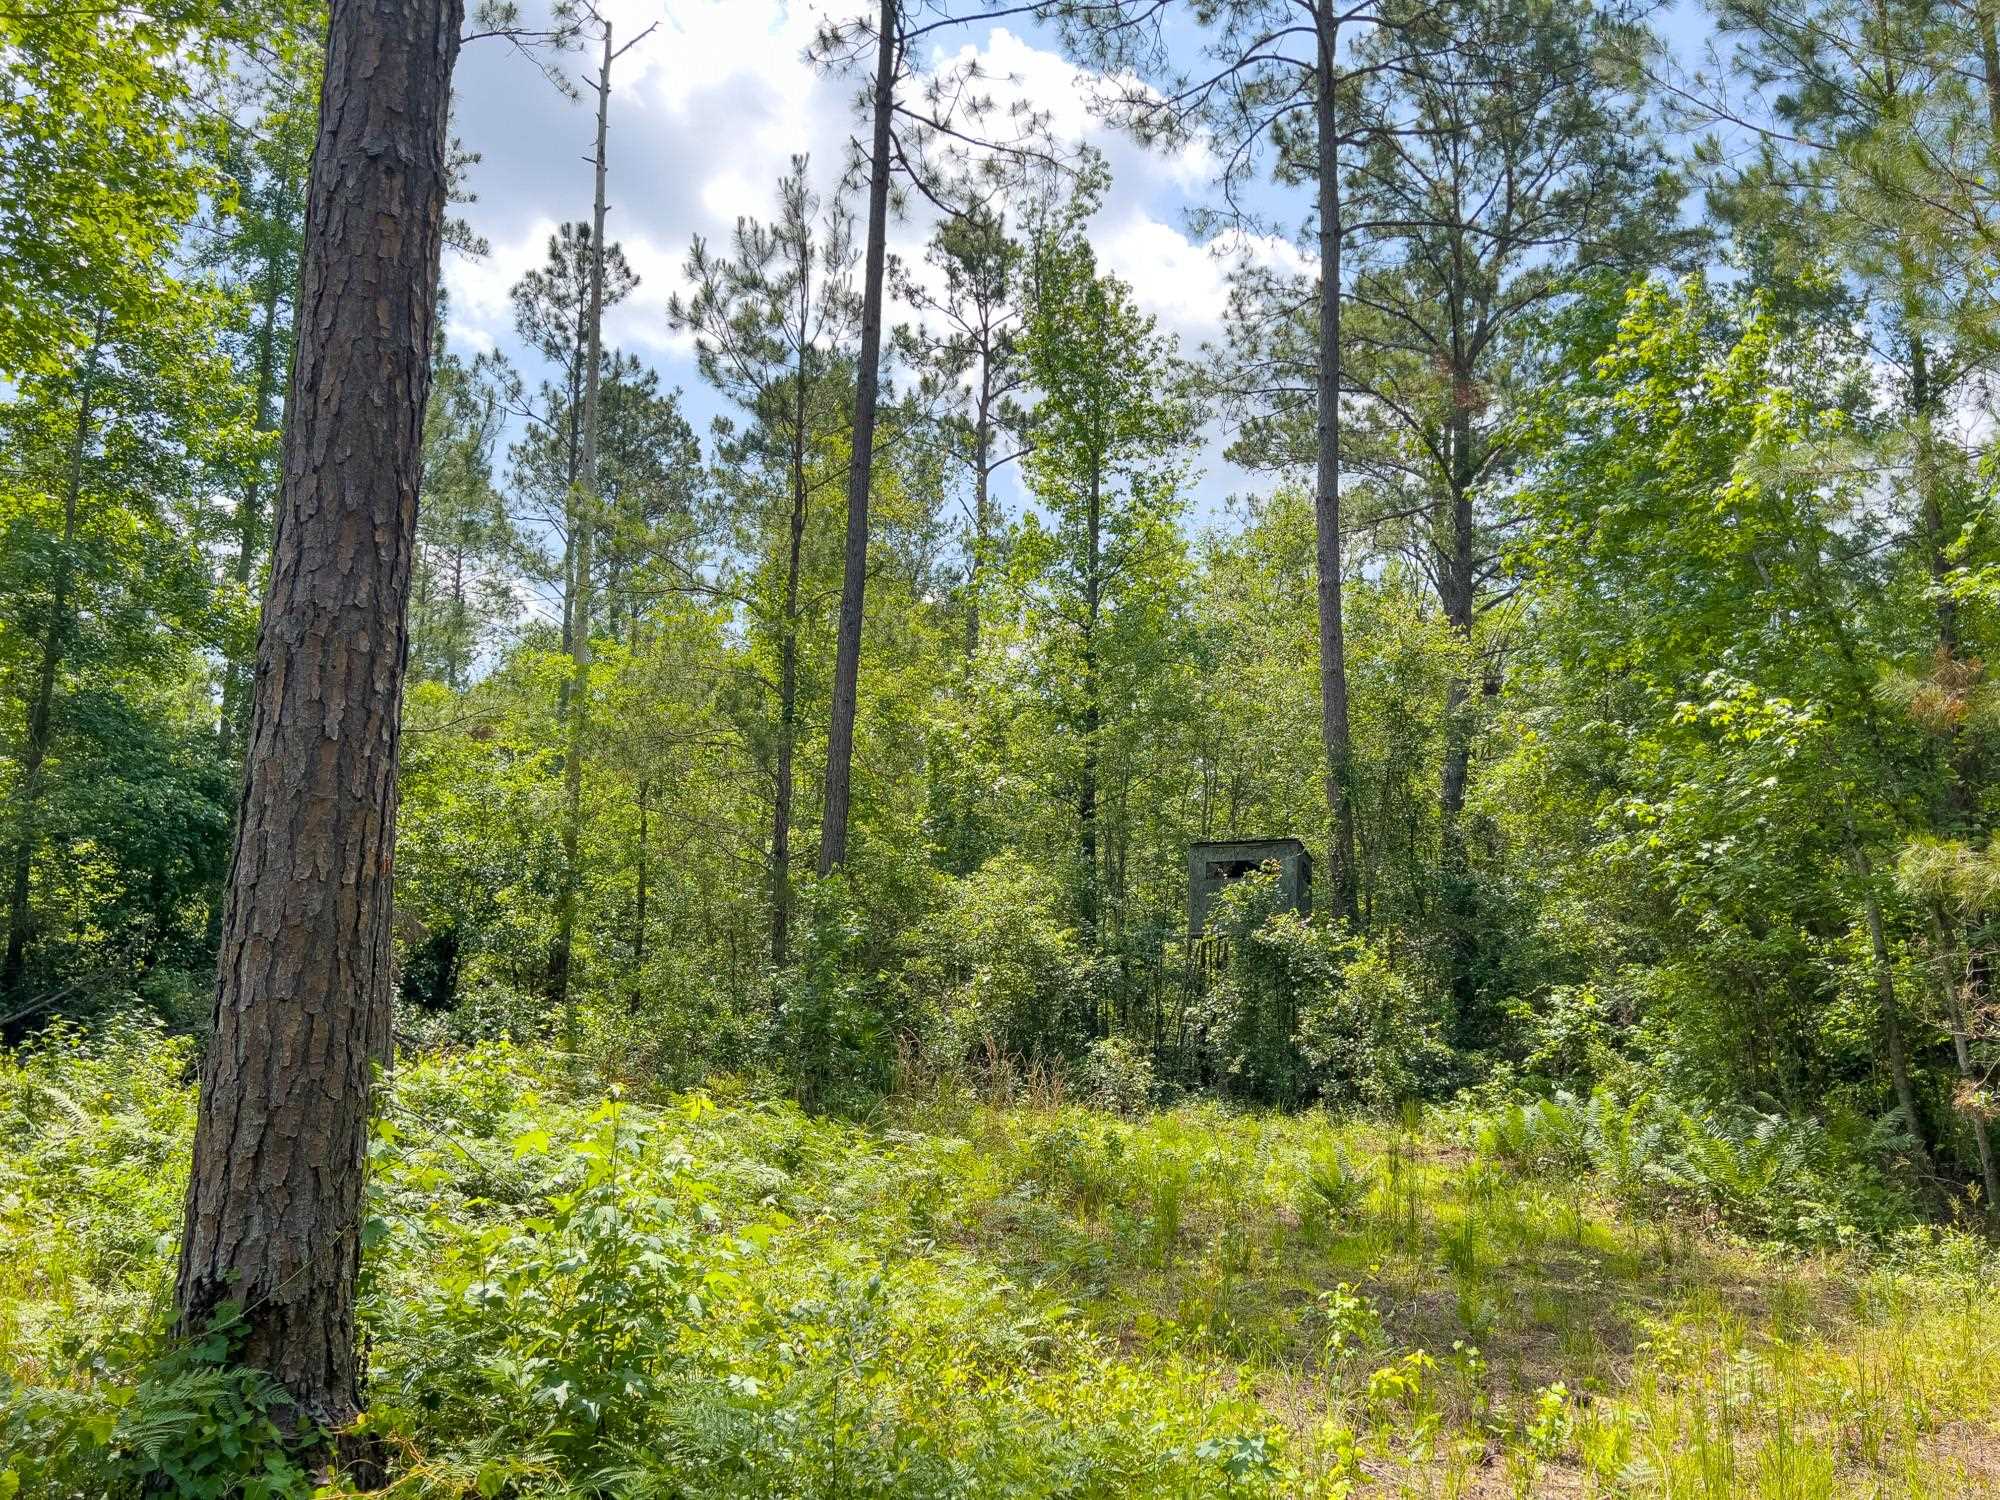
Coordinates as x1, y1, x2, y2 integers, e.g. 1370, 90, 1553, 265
904, 852, 1093, 1071
586, 948, 771, 1093
1202, 874, 1449, 1110
1198, 873, 1317, 1104
774, 878, 903, 1113
1507, 981, 1623, 1088
1295, 944, 1451, 1112
1080, 1036, 1155, 1115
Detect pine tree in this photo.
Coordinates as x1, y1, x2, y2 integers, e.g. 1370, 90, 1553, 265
172, 0, 463, 1456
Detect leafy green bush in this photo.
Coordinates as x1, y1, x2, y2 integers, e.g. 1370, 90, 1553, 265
1078, 1036, 1155, 1115
1506, 981, 1623, 1088
774, 878, 902, 1113
1202, 874, 1449, 1109
1295, 943, 1450, 1112
585, 949, 772, 1093
904, 851, 1093, 1071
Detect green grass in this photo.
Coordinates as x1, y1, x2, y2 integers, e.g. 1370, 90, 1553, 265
4, 1020, 1999, 1496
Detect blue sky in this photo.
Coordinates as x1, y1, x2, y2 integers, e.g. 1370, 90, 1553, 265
442, 1, 1721, 529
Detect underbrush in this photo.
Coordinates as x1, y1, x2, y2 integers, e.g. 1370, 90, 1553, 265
3, 1017, 1999, 1496
1451, 1086, 1919, 1248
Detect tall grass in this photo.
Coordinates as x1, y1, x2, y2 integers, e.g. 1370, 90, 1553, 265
2, 1025, 1997, 1496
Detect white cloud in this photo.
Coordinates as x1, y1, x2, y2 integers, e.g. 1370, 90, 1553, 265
1096, 216, 1310, 352
697, 168, 768, 230
607, 228, 698, 360
444, 0, 1272, 528
442, 217, 557, 348
923, 27, 1216, 191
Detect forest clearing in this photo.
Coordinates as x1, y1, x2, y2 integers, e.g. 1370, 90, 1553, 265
7, 1022, 2000, 1497
6, 0, 2000, 1492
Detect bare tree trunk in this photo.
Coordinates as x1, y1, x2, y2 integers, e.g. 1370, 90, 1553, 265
772, 319, 812, 968
634, 778, 649, 966
174, 0, 460, 1459
447, 543, 467, 689
1438, 406, 1478, 838
772, 614, 800, 966
555, 260, 589, 723
967, 340, 993, 661
1313, 6, 1358, 923
552, 19, 625, 1034
819, 0, 895, 877
1438, 395, 1481, 1025
1080, 464, 1102, 952
2, 326, 105, 1001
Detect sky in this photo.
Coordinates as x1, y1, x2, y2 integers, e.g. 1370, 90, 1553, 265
441, 0, 1718, 527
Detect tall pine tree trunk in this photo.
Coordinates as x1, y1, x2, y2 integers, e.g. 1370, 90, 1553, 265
1438, 396, 1481, 1027
1080, 464, 1102, 953
1438, 403, 1478, 837
967, 343, 993, 661
174, 0, 461, 1453
772, 328, 811, 968
447, 543, 467, 689
552, 20, 622, 1035
820, 0, 895, 876
1313, 6, 1359, 923
555, 254, 589, 722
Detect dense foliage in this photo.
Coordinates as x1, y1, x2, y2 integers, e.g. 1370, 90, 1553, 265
5, 0, 2000, 1487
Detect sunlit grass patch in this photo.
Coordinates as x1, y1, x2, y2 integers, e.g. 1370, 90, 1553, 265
4, 1030, 1999, 1496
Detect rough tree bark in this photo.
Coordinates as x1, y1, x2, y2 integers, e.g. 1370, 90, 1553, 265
967, 357, 993, 660
1438, 404, 1478, 842
1313, 2, 1359, 923
819, 0, 896, 876
1438, 392, 1483, 1023
173, 0, 462, 1454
